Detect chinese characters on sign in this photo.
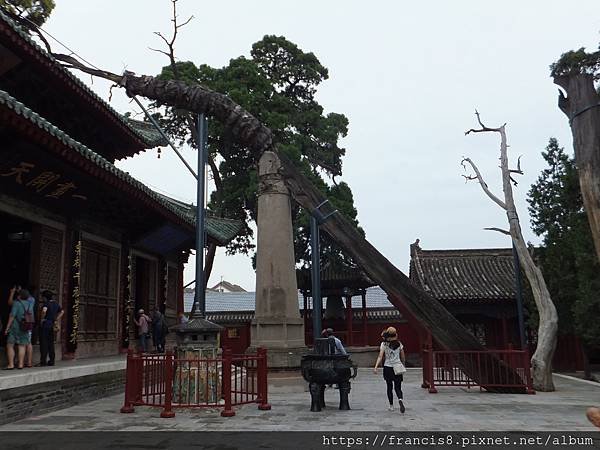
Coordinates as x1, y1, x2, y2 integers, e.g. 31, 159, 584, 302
1, 161, 87, 200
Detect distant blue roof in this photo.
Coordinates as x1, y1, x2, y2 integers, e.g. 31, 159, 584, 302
184, 286, 395, 313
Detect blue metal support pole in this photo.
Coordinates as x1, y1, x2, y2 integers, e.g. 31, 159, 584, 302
193, 114, 208, 318
310, 215, 322, 342
512, 244, 526, 349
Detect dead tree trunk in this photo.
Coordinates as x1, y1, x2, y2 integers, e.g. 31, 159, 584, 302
463, 113, 558, 391
553, 74, 600, 263
53, 60, 526, 392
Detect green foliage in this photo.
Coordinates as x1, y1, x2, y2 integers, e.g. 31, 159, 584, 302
154, 36, 359, 266
527, 138, 600, 349
0, 0, 55, 26
550, 45, 600, 81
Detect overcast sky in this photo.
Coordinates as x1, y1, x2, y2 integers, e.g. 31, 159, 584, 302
44, 1, 599, 291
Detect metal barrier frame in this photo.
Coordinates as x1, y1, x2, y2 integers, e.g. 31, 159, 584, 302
421, 346, 535, 395
120, 347, 271, 418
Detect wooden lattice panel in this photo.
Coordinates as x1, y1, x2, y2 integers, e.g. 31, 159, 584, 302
39, 226, 63, 295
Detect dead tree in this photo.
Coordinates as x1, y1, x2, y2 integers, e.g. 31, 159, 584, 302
51, 55, 526, 392
462, 112, 558, 392
552, 69, 600, 263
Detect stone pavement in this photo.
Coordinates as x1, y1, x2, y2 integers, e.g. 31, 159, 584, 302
0, 354, 125, 390
0, 369, 596, 431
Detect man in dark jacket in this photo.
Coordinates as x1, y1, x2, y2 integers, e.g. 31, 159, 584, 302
39, 290, 63, 366
152, 309, 168, 352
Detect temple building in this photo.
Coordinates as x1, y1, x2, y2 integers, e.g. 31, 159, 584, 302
184, 242, 584, 370
0, 10, 241, 361
409, 241, 584, 370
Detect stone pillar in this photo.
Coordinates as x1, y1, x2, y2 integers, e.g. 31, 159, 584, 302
251, 151, 305, 368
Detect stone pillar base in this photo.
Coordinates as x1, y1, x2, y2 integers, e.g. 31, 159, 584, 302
251, 317, 305, 347
247, 345, 307, 370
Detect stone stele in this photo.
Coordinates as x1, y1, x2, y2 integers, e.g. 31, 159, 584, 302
250, 151, 306, 368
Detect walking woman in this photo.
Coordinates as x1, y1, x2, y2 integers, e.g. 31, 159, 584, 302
373, 326, 406, 413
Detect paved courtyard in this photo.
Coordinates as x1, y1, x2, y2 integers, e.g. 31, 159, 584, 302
0, 369, 597, 431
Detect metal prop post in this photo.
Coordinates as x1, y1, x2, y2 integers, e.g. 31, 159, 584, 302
193, 113, 208, 318
512, 244, 526, 350
310, 200, 338, 343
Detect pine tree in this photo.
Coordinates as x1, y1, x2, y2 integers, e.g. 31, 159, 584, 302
528, 138, 600, 378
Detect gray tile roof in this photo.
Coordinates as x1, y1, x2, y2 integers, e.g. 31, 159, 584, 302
154, 194, 243, 246
184, 286, 395, 313
123, 117, 168, 148
409, 244, 516, 303
0, 9, 162, 150
0, 88, 241, 246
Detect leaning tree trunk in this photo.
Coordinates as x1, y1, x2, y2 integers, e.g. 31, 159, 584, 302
498, 132, 557, 392
53, 62, 525, 392
554, 74, 600, 263
464, 117, 558, 391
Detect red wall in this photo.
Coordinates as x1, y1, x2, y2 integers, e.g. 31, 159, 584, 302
217, 319, 585, 371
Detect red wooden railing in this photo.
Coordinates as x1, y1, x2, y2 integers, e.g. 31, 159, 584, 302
422, 347, 535, 394
120, 347, 271, 418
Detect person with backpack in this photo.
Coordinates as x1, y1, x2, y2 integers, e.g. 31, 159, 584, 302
7, 286, 35, 368
3, 288, 34, 370
373, 326, 407, 413
39, 290, 63, 366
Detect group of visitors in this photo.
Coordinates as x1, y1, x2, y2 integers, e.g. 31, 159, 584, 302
321, 326, 406, 413
133, 307, 169, 353
2, 286, 63, 370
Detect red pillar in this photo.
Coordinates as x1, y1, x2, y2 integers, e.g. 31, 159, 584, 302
177, 261, 184, 316
345, 296, 353, 346
501, 317, 508, 349
361, 290, 368, 346
221, 348, 235, 417
120, 349, 135, 413
160, 351, 175, 418
257, 347, 271, 410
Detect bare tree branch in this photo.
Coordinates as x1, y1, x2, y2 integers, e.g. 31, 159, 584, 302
148, 47, 171, 58
460, 157, 507, 210
464, 109, 505, 135
153, 31, 171, 49
52, 53, 122, 83
151, 0, 194, 79
483, 227, 511, 235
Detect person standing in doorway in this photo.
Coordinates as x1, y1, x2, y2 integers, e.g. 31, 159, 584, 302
373, 327, 406, 413
134, 309, 151, 353
39, 290, 63, 366
151, 308, 167, 352
7, 287, 34, 368
4, 288, 33, 369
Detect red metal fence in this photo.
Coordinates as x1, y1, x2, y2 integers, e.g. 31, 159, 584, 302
120, 348, 271, 417
422, 347, 535, 394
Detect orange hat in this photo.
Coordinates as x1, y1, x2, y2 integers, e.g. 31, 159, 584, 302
381, 326, 398, 339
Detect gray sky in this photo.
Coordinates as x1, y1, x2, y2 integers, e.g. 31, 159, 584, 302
45, 1, 600, 291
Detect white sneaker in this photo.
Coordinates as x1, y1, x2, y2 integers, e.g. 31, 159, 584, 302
387, 405, 394, 411
398, 400, 406, 413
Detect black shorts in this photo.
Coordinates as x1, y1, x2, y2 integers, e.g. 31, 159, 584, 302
383, 366, 403, 382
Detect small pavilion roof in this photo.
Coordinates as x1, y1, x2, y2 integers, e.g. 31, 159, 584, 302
296, 260, 375, 293
409, 241, 516, 304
